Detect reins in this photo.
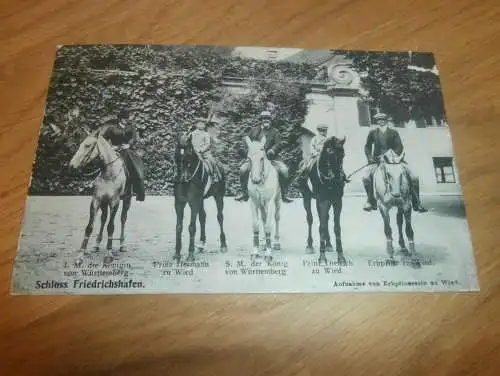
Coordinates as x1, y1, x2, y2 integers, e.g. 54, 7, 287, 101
248, 152, 269, 185
79, 139, 123, 178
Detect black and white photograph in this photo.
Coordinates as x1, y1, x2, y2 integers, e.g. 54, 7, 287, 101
11, 44, 479, 294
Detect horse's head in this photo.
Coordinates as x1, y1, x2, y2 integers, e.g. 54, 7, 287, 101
319, 136, 346, 175
380, 150, 408, 199
245, 135, 267, 185
175, 132, 198, 182
69, 130, 99, 170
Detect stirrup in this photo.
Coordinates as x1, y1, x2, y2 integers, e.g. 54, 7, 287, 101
363, 201, 376, 211
235, 193, 249, 202
414, 204, 428, 213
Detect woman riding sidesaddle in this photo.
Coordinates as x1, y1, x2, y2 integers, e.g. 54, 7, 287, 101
102, 109, 145, 201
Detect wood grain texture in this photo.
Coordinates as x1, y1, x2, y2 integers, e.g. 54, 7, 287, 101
1, 0, 500, 375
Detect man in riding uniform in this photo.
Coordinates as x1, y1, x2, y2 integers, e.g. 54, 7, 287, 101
362, 112, 427, 212
235, 110, 293, 203
102, 109, 145, 201
296, 123, 329, 180
190, 118, 223, 183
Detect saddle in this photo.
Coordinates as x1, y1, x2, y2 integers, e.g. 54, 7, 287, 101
114, 149, 133, 196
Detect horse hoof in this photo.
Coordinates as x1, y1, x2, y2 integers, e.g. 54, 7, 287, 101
325, 245, 334, 253
318, 255, 327, 265
305, 246, 314, 254
74, 258, 83, 267
399, 248, 410, 257
411, 258, 422, 269
273, 243, 281, 251
386, 258, 397, 266
172, 254, 181, 263
186, 255, 195, 262
338, 254, 347, 266
220, 245, 228, 253
409, 242, 416, 254
197, 242, 206, 253
119, 245, 127, 253
103, 255, 113, 264
264, 255, 273, 263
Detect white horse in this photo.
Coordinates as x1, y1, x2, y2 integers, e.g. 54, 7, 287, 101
374, 149, 420, 268
69, 129, 131, 266
245, 136, 281, 262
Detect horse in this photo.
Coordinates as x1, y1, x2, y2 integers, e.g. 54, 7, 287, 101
299, 136, 347, 266
68, 129, 131, 266
173, 133, 227, 263
245, 135, 281, 262
373, 149, 420, 267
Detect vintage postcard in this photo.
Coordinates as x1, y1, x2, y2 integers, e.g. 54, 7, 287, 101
11, 44, 480, 294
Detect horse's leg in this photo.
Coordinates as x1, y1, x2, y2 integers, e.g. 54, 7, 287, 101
174, 199, 186, 263
397, 207, 407, 255
273, 193, 281, 251
303, 194, 314, 254
198, 200, 207, 253
404, 206, 420, 268
76, 196, 99, 266
379, 205, 395, 263
316, 198, 329, 265
94, 201, 108, 252
325, 204, 333, 252
187, 200, 200, 262
104, 200, 120, 264
262, 200, 273, 262
119, 196, 131, 252
215, 195, 227, 253
333, 199, 346, 265
250, 200, 260, 260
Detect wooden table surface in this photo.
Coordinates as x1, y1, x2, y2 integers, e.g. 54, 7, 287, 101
1, 1, 499, 375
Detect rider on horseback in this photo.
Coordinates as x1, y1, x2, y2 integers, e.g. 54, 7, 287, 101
235, 110, 294, 203
102, 109, 146, 201
190, 118, 223, 183
362, 112, 427, 213
296, 123, 328, 180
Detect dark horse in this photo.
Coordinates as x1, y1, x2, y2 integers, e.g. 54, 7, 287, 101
299, 136, 347, 265
174, 133, 227, 263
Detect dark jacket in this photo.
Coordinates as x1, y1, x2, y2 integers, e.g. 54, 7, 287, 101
364, 127, 403, 161
246, 125, 281, 158
102, 123, 137, 147
102, 123, 144, 179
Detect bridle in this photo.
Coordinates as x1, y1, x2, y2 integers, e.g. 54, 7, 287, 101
248, 150, 267, 184
379, 159, 405, 200
178, 147, 202, 183
317, 146, 343, 185
79, 136, 122, 177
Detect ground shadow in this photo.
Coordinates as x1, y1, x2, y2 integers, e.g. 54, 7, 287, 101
421, 195, 466, 219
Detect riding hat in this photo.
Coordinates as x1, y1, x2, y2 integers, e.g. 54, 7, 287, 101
260, 110, 272, 119
316, 123, 328, 130
373, 113, 388, 121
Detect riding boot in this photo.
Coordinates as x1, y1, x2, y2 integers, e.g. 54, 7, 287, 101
135, 179, 145, 201
363, 180, 377, 211
279, 175, 293, 203
235, 172, 249, 202
411, 179, 427, 213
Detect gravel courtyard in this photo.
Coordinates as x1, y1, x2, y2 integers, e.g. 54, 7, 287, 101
11, 195, 479, 294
